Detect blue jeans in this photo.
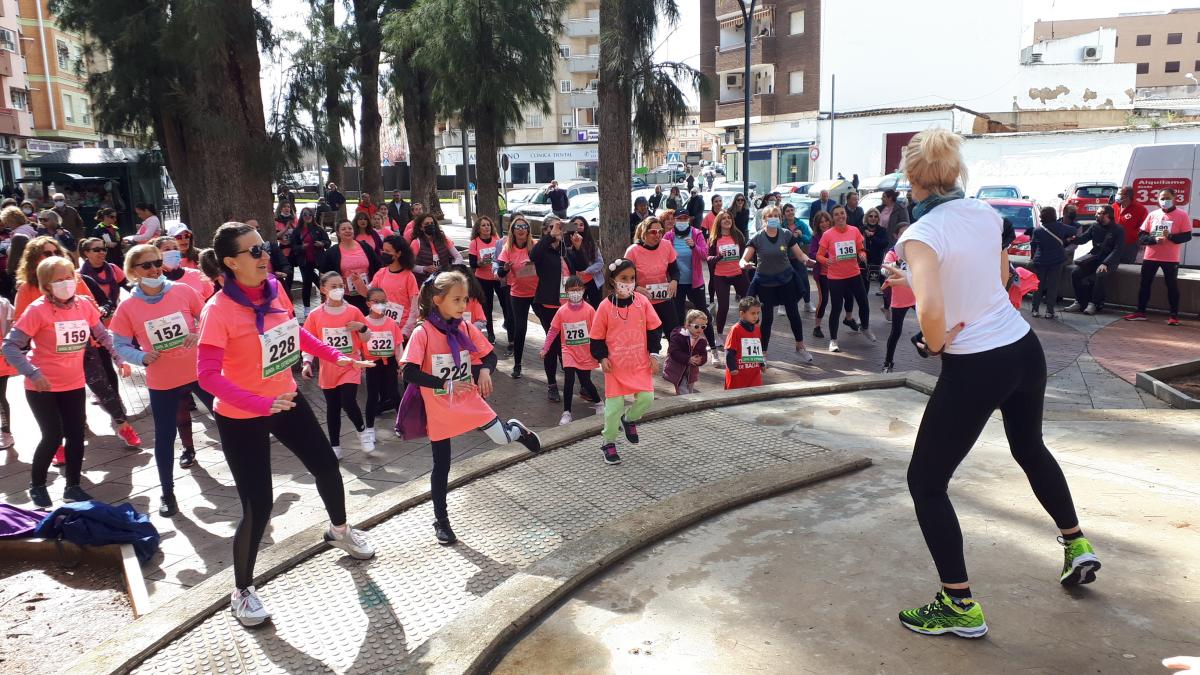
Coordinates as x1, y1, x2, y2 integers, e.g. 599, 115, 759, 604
149, 382, 214, 494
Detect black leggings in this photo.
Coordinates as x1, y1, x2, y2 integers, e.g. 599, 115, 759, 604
756, 282, 804, 350
215, 393, 347, 589
584, 282, 602, 308
672, 283, 716, 345
562, 367, 599, 413
322, 383, 365, 445
478, 277, 504, 340
652, 299, 677, 346
27, 388, 87, 487
532, 303, 561, 388
1136, 260, 1180, 315
431, 439, 452, 521
907, 331, 1079, 584
496, 284, 514, 337
364, 357, 400, 427
84, 345, 127, 424
827, 276, 870, 339
509, 295, 534, 367
885, 306, 911, 365
814, 275, 853, 321
0, 375, 10, 433
298, 264, 321, 308
712, 273, 749, 334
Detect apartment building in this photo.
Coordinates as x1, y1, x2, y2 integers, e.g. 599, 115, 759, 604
642, 109, 715, 168
0, 0, 32, 183
18, 0, 102, 151
1033, 10, 1200, 89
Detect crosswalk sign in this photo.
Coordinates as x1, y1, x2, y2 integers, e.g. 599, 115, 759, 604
666, 152, 682, 162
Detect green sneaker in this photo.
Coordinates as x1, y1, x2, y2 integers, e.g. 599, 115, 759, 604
899, 590, 988, 638
1059, 535, 1101, 586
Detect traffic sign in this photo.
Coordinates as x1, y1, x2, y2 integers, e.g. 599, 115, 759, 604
666, 152, 682, 163
809, 147, 820, 162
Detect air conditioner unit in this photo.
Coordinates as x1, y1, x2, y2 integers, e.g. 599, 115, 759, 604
1082, 46, 1101, 61
725, 73, 742, 87
561, 126, 572, 136
1029, 52, 1043, 64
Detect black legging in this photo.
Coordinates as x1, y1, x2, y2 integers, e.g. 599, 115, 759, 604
884, 306, 911, 365
908, 330, 1079, 584
584, 282, 602, 308
756, 282, 804, 350
364, 357, 400, 427
509, 295, 534, 367
27, 388, 87, 488
322, 382, 365, 445
711, 273, 749, 334
215, 393, 347, 590
84, 345, 127, 425
0, 375, 11, 433
532, 303, 561, 388
651, 299, 677, 347
827, 276, 870, 339
562, 367, 599, 414
478, 278, 504, 340
673, 283, 716, 345
431, 438, 452, 521
814, 275, 855, 321
496, 284, 514, 339
1136, 261, 1180, 315
298, 264, 321, 308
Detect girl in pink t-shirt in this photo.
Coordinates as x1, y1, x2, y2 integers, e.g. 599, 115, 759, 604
399, 270, 541, 545
498, 219, 537, 378
540, 275, 602, 426
881, 223, 917, 373
110, 244, 212, 517
302, 272, 372, 458
362, 287, 403, 439
589, 259, 663, 466
2, 256, 130, 508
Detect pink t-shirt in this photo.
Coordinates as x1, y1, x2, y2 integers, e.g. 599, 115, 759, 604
882, 250, 916, 309
463, 299, 486, 366
712, 235, 743, 278
173, 267, 214, 300
303, 303, 367, 389
401, 321, 496, 441
499, 245, 537, 298
198, 290, 300, 419
624, 243, 677, 304
470, 237, 500, 281
338, 243, 371, 297
15, 295, 102, 391
110, 283, 204, 390
818, 226, 865, 280
590, 293, 661, 397
1141, 208, 1192, 263
369, 267, 419, 330
549, 302, 599, 370
363, 314, 402, 361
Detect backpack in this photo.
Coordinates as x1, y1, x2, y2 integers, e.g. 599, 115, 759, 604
34, 501, 160, 564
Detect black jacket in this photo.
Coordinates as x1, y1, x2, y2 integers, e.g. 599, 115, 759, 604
319, 239, 380, 279
686, 194, 705, 224
326, 190, 346, 210
529, 234, 578, 306
387, 199, 410, 227
648, 192, 664, 211
732, 208, 750, 240
290, 222, 332, 267
1074, 221, 1124, 268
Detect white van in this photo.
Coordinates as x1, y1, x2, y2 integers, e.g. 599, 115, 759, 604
1122, 144, 1200, 267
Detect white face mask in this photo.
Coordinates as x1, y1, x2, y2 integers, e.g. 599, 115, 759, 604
50, 279, 75, 301
327, 287, 345, 302
1160, 199, 1174, 209
615, 281, 635, 298
21, 207, 32, 215
567, 290, 584, 304
139, 275, 165, 289
53, 200, 65, 208
674, 221, 689, 232
162, 250, 182, 269
370, 302, 386, 315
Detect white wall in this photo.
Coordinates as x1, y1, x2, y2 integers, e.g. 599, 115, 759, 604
813, 110, 963, 180
1012, 63, 1136, 111
1021, 29, 1116, 65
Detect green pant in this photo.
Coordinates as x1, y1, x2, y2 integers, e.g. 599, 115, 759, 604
603, 392, 654, 442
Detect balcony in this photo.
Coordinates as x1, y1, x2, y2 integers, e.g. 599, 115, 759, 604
433, 128, 475, 150
0, 49, 13, 78
715, 36, 774, 72
717, 94, 775, 121
0, 107, 21, 136
566, 54, 599, 74
717, 0, 772, 18
565, 18, 599, 38
564, 90, 598, 109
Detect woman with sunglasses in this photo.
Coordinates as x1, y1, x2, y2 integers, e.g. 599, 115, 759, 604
410, 214, 461, 285
78, 237, 129, 329
110, 244, 212, 517
86, 207, 125, 266
498, 217, 537, 378
3, 254, 130, 507
167, 223, 201, 269
565, 215, 604, 308
153, 236, 214, 300
289, 207, 329, 310
197, 222, 375, 627
468, 215, 508, 342
320, 219, 381, 315
624, 214, 680, 341
36, 210, 75, 255
726, 194, 751, 240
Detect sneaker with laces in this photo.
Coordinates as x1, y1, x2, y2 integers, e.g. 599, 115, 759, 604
159, 493, 178, 518
547, 385, 561, 403
558, 411, 573, 426
620, 416, 639, 444
508, 419, 542, 453
231, 586, 270, 627
829, 339, 840, 353
433, 519, 457, 545
899, 590, 988, 638
863, 328, 877, 342
1083, 303, 1098, 315
62, 485, 93, 503
1167, 316, 1181, 326
510, 364, 522, 379
1122, 312, 1147, 321
842, 317, 860, 333
324, 525, 376, 559
178, 448, 196, 469
51, 445, 66, 467
812, 325, 824, 339
358, 428, 377, 455
1058, 535, 1101, 585
882, 363, 894, 373
797, 347, 814, 364
1062, 302, 1084, 313
805, 301, 817, 313
116, 423, 141, 448
602, 442, 621, 465
29, 484, 51, 508
0, 431, 13, 449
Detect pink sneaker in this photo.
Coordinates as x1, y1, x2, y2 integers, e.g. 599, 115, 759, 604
51, 445, 66, 466
116, 424, 141, 448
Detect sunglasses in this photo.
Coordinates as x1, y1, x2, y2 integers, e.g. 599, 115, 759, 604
134, 259, 164, 271
84, 247, 105, 254
512, 224, 530, 230
689, 324, 707, 330
236, 245, 266, 259
175, 233, 192, 241
645, 229, 664, 235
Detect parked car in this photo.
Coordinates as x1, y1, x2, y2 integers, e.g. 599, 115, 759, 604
772, 182, 815, 195
508, 180, 598, 235
858, 172, 910, 195
984, 198, 1039, 257
975, 185, 1025, 200
806, 178, 857, 204
1058, 182, 1118, 221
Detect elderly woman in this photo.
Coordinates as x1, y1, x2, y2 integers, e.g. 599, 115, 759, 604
36, 210, 75, 254
885, 129, 1098, 639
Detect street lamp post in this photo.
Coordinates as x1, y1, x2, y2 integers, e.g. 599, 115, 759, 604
738, 0, 757, 200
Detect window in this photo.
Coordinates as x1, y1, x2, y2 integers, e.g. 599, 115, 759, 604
56, 39, 70, 69
1136, 34, 1151, 46
9, 88, 27, 111
560, 114, 573, 127
789, 70, 804, 94
559, 79, 571, 93
79, 98, 90, 125
1195, 59, 1200, 72
1168, 32, 1182, 45
0, 28, 14, 52
789, 10, 805, 35
526, 111, 542, 128
61, 92, 74, 123
557, 44, 569, 58
1166, 61, 1180, 73
1137, 62, 1149, 74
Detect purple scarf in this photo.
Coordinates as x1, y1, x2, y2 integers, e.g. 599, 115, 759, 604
222, 273, 286, 334
425, 312, 472, 366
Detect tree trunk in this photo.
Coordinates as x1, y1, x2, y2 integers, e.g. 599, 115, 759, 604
597, 0, 633, 267
321, 0, 344, 188
354, 0, 382, 201
402, 70, 442, 221
474, 120, 500, 227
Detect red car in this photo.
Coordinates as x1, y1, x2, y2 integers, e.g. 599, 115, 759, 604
984, 198, 1038, 257
1058, 182, 1118, 222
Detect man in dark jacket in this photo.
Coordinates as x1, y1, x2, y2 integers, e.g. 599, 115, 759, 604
686, 188, 705, 224
845, 192, 864, 228
386, 190, 410, 229
807, 189, 836, 221
51, 192, 85, 242
1065, 205, 1124, 315
546, 180, 569, 218
1029, 206, 1078, 317
648, 185, 664, 211
325, 182, 347, 218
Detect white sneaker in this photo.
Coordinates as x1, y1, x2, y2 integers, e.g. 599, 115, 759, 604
358, 428, 376, 455
0, 431, 13, 449
593, 402, 606, 415
1083, 303, 1098, 315
332, 445, 343, 460
324, 525, 376, 559
559, 411, 573, 426
829, 340, 841, 353
805, 301, 817, 313
231, 586, 270, 627
863, 329, 877, 342
797, 348, 814, 364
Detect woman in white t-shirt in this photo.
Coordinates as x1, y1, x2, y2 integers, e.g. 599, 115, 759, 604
125, 203, 163, 245
884, 129, 1100, 639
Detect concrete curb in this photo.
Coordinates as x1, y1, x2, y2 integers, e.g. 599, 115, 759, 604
399, 451, 871, 675
62, 373, 907, 675
1135, 358, 1200, 409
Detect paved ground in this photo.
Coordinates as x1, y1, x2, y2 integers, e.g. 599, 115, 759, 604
495, 387, 1200, 674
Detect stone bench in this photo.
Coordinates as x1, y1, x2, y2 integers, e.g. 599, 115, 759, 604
1018, 259, 1200, 315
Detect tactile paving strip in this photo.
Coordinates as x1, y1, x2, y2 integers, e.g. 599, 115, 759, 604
131, 409, 835, 674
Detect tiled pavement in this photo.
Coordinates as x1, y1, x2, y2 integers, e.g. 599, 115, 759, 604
0, 292, 1183, 610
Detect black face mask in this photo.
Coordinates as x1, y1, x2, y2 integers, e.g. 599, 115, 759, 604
280, 213, 293, 222
380, 252, 394, 265
422, 225, 435, 235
